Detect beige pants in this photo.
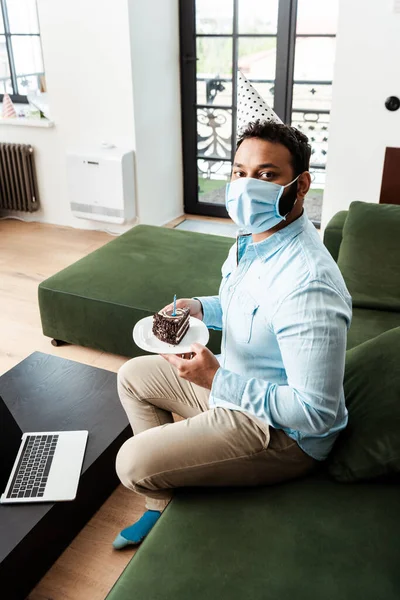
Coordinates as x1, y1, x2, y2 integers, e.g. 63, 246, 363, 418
116, 355, 317, 511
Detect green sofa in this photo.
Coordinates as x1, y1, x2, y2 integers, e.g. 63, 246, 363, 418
38, 202, 400, 599
323, 205, 400, 349
106, 477, 399, 600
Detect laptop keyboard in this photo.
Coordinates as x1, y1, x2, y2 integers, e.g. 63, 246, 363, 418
7, 434, 59, 499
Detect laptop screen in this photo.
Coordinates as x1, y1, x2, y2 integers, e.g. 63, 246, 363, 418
0, 397, 23, 489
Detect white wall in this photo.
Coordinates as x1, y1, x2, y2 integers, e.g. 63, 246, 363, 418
127, 0, 183, 226
0, 0, 183, 231
322, 0, 400, 229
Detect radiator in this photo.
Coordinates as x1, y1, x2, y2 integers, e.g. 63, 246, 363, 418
0, 143, 40, 212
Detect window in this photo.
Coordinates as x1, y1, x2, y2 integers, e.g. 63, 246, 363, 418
0, 0, 45, 103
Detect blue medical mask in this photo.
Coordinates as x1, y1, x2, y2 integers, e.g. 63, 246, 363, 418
225, 175, 300, 234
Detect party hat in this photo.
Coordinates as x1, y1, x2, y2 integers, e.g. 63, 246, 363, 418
236, 71, 282, 135
2, 93, 17, 118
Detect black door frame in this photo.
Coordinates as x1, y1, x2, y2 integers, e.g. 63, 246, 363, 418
179, 0, 299, 218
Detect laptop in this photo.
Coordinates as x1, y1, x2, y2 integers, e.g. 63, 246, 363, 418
0, 396, 88, 504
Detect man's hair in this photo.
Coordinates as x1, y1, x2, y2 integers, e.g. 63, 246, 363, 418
236, 120, 311, 176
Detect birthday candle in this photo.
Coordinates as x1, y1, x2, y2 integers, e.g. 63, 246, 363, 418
172, 294, 176, 316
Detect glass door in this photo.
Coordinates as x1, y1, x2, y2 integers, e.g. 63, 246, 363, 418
180, 0, 281, 217
180, 0, 338, 224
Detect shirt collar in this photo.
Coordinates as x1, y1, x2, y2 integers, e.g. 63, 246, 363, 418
237, 211, 308, 263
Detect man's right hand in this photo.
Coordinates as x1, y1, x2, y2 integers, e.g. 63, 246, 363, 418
161, 298, 203, 321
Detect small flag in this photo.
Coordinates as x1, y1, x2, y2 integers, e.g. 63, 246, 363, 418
2, 93, 17, 119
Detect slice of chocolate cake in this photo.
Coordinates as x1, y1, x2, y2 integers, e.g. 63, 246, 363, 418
152, 307, 190, 345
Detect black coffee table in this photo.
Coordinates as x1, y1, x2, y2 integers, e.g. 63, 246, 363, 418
0, 352, 131, 600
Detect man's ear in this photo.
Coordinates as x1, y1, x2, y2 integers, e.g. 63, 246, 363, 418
297, 171, 311, 200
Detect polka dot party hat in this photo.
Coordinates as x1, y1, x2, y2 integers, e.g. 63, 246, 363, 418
236, 71, 282, 135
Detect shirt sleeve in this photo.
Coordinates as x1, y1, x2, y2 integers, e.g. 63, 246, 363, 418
193, 296, 223, 331
210, 281, 351, 435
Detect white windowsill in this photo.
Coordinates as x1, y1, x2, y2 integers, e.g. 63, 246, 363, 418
0, 117, 54, 128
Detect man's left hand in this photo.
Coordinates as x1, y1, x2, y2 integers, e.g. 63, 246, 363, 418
160, 343, 219, 390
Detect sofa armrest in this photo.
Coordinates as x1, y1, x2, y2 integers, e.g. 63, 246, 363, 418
323, 210, 348, 262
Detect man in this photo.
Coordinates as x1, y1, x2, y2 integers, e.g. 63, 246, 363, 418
112, 94, 352, 550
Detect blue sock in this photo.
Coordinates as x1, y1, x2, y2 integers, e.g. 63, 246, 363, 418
113, 510, 162, 549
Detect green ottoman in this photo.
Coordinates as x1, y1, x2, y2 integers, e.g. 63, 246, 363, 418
39, 225, 233, 357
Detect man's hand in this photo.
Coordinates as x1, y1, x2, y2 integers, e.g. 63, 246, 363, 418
161, 298, 203, 321
161, 343, 219, 390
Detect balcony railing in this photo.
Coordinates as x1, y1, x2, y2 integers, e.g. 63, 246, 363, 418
196, 77, 330, 226
196, 76, 333, 173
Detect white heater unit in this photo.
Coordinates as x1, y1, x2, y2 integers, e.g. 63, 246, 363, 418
67, 145, 135, 224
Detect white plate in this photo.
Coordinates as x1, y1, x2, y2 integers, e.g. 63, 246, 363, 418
133, 316, 210, 355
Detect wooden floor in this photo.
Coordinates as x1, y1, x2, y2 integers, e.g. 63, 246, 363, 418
1, 212, 323, 599
0, 220, 148, 600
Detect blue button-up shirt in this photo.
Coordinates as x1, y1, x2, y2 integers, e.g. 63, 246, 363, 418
196, 212, 352, 461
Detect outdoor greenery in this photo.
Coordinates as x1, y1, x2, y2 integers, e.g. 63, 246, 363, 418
198, 176, 227, 195
199, 175, 324, 203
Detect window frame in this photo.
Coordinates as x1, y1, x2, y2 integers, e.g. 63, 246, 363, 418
0, 0, 44, 104
180, 0, 300, 218
180, 0, 337, 221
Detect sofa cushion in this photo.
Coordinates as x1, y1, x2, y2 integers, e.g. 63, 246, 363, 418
106, 475, 400, 600
38, 225, 232, 357
323, 209, 347, 262
347, 307, 400, 349
337, 201, 400, 311
329, 327, 400, 482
